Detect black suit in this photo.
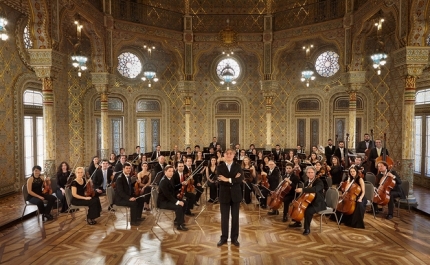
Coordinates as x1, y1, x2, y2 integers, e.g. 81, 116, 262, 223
114, 173, 144, 223
282, 173, 301, 217
333, 147, 353, 162
374, 170, 405, 215
324, 145, 335, 166
368, 147, 389, 174
92, 168, 113, 192
356, 140, 374, 154
217, 162, 244, 242
151, 151, 161, 161
158, 176, 186, 225
172, 171, 196, 213
301, 178, 326, 230
209, 142, 219, 150
153, 163, 166, 177
273, 150, 282, 161
260, 167, 281, 207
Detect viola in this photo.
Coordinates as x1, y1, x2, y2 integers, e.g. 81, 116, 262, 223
337, 179, 361, 215
134, 180, 142, 196
268, 177, 292, 210
84, 178, 95, 197
42, 176, 53, 195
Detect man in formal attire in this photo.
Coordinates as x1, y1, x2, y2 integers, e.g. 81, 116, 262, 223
172, 161, 196, 216
114, 155, 126, 173
291, 166, 326, 235
324, 139, 335, 166
216, 149, 244, 247
356, 133, 374, 153
368, 139, 389, 175
114, 162, 145, 226
209, 137, 219, 150
92, 159, 112, 194
373, 161, 404, 219
153, 156, 167, 177
334, 141, 352, 166
265, 160, 281, 215
158, 165, 188, 231
184, 157, 202, 208
116, 148, 126, 160
273, 144, 282, 161
131, 146, 142, 173
151, 145, 162, 161
282, 163, 301, 222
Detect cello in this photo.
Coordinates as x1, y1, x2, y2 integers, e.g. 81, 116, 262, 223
288, 179, 316, 222
373, 165, 396, 206
267, 177, 292, 210
336, 178, 361, 215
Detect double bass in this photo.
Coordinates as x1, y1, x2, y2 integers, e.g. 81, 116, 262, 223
267, 177, 292, 210
374, 133, 394, 173
336, 178, 361, 215
288, 180, 316, 222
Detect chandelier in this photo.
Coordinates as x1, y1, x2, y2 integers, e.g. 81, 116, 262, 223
141, 63, 158, 87
219, 64, 236, 90
0, 17, 8, 41
370, 16, 387, 75
71, 19, 88, 77
300, 44, 315, 87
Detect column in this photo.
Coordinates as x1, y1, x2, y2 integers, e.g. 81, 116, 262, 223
92, 73, 112, 160
393, 46, 429, 204
178, 81, 196, 148
260, 80, 279, 150
28, 49, 63, 177
346, 71, 366, 153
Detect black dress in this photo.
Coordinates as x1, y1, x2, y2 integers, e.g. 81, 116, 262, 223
27, 176, 57, 215
56, 171, 69, 212
338, 177, 366, 229
70, 179, 101, 220
207, 166, 218, 202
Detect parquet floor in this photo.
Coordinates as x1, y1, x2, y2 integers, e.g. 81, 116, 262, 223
1, 192, 430, 265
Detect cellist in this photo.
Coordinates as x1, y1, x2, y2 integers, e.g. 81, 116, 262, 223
265, 160, 281, 214
290, 166, 326, 235
281, 163, 301, 222
373, 161, 404, 220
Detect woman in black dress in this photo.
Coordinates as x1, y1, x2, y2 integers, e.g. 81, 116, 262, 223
26, 165, 57, 221
70, 167, 102, 225
56, 162, 71, 213
330, 156, 344, 186
136, 162, 152, 211
205, 157, 218, 203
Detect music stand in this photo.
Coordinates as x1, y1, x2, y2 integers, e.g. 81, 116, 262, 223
252, 184, 265, 220
297, 153, 307, 160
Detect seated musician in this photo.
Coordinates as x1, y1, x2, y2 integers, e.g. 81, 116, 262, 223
114, 162, 145, 226
26, 165, 57, 221
238, 149, 247, 161
281, 163, 301, 222
70, 167, 102, 225
314, 161, 329, 192
241, 156, 256, 204
373, 161, 404, 219
88, 156, 100, 176
108, 153, 117, 169
184, 157, 203, 206
308, 153, 319, 165
172, 161, 196, 216
158, 165, 189, 231
153, 156, 167, 177
206, 157, 219, 203
216, 150, 224, 164
114, 155, 126, 173
263, 160, 280, 214
136, 162, 152, 211
330, 156, 343, 186
291, 166, 326, 235
56, 162, 71, 213
92, 159, 110, 196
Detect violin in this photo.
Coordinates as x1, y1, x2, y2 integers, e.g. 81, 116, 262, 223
178, 173, 190, 200
134, 179, 142, 196
337, 178, 361, 215
84, 178, 95, 197
268, 177, 292, 210
288, 180, 316, 222
260, 173, 269, 189
42, 176, 53, 195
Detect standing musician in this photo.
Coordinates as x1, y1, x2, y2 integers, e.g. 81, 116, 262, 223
151, 145, 162, 161
356, 133, 374, 154
136, 162, 152, 211
158, 165, 189, 231
131, 146, 143, 173
334, 141, 349, 166
209, 137, 219, 150
282, 163, 301, 222
373, 161, 404, 219
70, 167, 102, 225
241, 156, 256, 204
265, 160, 281, 215
325, 139, 335, 166
216, 149, 244, 247
273, 144, 282, 161
114, 162, 145, 226
172, 161, 196, 216
27, 165, 56, 221
56, 162, 72, 213
368, 139, 389, 175
247, 144, 256, 154
291, 166, 326, 235
88, 156, 100, 176
184, 157, 203, 206
206, 157, 219, 203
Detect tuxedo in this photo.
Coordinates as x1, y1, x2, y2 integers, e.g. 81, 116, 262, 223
273, 150, 282, 161
153, 163, 167, 177
217, 162, 244, 242
209, 142, 219, 149
158, 176, 186, 225
374, 170, 405, 215
356, 140, 374, 153
333, 147, 352, 161
282, 173, 301, 218
260, 167, 281, 207
114, 162, 124, 173
114, 173, 144, 223
324, 145, 335, 165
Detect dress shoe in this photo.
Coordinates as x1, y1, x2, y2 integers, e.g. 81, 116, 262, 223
260, 205, 267, 209
289, 222, 302, 228
268, 210, 279, 215
282, 216, 288, 222
130, 220, 141, 226
43, 214, 54, 221
231, 240, 240, 247
303, 229, 310, 235
386, 214, 393, 220
185, 212, 195, 216
194, 203, 200, 206
137, 217, 146, 221
87, 219, 96, 225
177, 224, 189, 231
217, 239, 227, 247
108, 206, 115, 212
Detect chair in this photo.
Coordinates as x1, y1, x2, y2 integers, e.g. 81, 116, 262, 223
365, 173, 376, 186
105, 186, 130, 227
395, 180, 410, 217
64, 187, 89, 223
317, 187, 340, 232
364, 181, 376, 219
21, 184, 44, 223
151, 188, 175, 231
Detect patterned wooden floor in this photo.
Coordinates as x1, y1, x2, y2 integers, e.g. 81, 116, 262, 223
1, 193, 430, 265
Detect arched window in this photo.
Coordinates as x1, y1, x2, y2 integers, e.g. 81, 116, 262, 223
136, 99, 162, 152
414, 88, 430, 177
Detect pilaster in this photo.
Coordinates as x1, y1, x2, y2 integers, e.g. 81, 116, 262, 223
261, 80, 279, 150
178, 81, 196, 148
345, 71, 366, 152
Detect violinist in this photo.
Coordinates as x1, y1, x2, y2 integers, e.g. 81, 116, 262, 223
216, 150, 224, 165
88, 156, 100, 176
114, 162, 145, 226
315, 161, 329, 192
264, 160, 280, 214
151, 145, 162, 161
185, 157, 203, 206
285, 150, 295, 163
282, 163, 301, 222
292, 156, 303, 179
368, 139, 389, 175
114, 155, 126, 173
27, 165, 56, 221
131, 146, 142, 173
70, 167, 102, 225
172, 161, 195, 216
308, 152, 319, 165
136, 162, 152, 211
241, 156, 256, 204
108, 153, 117, 169
337, 166, 366, 228
56, 162, 71, 213
291, 166, 326, 235
206, 157, 219, 203
172, 151, 183, 168
373, 161, 404, 219
330, 156, 343, 186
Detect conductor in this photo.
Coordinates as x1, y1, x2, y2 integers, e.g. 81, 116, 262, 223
216, 148, 244, 247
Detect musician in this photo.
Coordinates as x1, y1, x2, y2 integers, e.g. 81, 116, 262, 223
356, 133, 374, 153
324, 139, 335, 166
247, 144, 256, 154
136, 162, 152, 211
88, 156, 100, 176
153, 155, 167, 177
315, 161, 329, 192
282, 163, 301, 222
334, 141, 352, 166
209, 137, 219, 149
114, 162, 145, 226
273, 144, 282, 161
216, 144, 223, 153
150, 145, 162, 161
308, 152, 319, 165
131, 146, 142, 173
373, 161, 404, 219
216, 149, 244, 247
170, 145, 180, 159
238, 149, 246, 161
172, 161, 196, 216
257, 151, 264, 161
292, 166, 326, 235
185, 146, 193, 156
193, 145, 201, 155
114, 155, 126, 173
208, 147, 215, 156
92, 159, 112, 194
265, 160, 281, 215
56, 162, 71, 213
285, 150, 295, 163
216, 150, 224, 165
172, 151, 183, 168
235, 144, 241, 158
338, 166, 366, 228
108, 153, 117, 169
116, 147, 126, 160
296, 145, 304, 154
158, 165, 188, 231
70, 166, 102, 225
241, 156, 256, 204
27, 165, 56, 221
368, 139, 389, 175
206, 157, 219, 203
330, 156, 343, 186
184, 157, 203, 206
195, 151, 204, 162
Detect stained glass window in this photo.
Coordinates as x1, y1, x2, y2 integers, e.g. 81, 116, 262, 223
216, 58, 241, 81
315, 51, 340, 77
117, 52, 142, 78
23, 25, 33, 49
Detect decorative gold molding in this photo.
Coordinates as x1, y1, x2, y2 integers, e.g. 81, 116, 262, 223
28, 49, 64, 78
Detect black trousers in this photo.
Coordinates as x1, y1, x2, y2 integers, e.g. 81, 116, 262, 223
28, 194, 57, 215
159, 200, 187, 225
304, 206, 318, 230
115, 197, 144, 222
208, 183, 218, 201
388, 190, 402, 215
71, 197, 101, 220
194, 185, 204, 203
282, 194, 295, 216
141, 186, 152, 204
184, 192, 196, 212
220, 200, 240, 241
55, 189, 67, 212
243, 182, 253, 204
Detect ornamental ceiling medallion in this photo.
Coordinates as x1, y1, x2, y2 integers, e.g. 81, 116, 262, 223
219, 19, 237, 48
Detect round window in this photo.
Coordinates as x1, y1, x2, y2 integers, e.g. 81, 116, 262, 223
216, 58, 241, 81
315, 51, 340, 77
117, 52, 142, 78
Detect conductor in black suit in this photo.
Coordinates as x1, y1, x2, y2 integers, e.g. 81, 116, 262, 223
216, 149, 244, 247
